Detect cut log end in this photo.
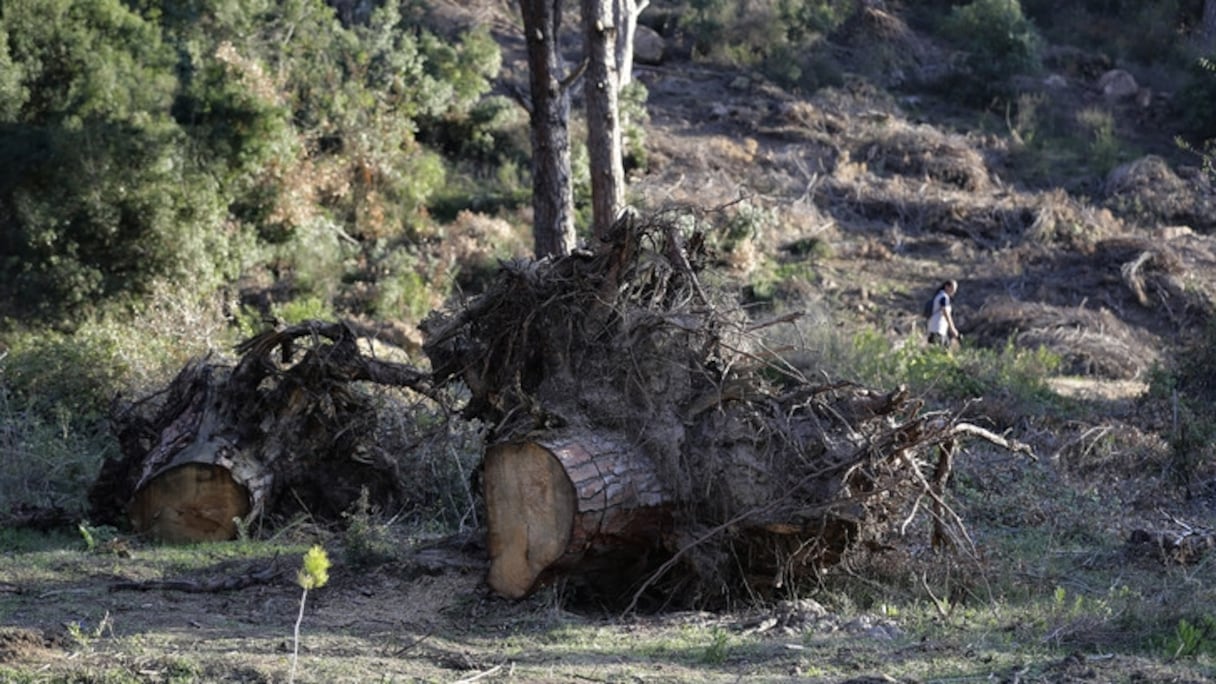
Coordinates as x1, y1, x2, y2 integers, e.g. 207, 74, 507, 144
129, 464, 251, 544
483, 432, 675, 600
484, 442, 575, 598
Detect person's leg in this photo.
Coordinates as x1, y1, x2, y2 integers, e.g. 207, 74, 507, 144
927, 332, 943, 346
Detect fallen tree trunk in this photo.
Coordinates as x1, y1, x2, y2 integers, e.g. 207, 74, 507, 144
484, 430, 673, 598
123, 372, 266, 543
90, 322, 433, 542
420, 215, 1034, 607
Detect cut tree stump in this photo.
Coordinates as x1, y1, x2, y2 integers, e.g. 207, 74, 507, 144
483, 430, 673, 598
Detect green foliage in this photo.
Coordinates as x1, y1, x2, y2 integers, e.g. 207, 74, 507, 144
1076, 106, 1120, 174
291, 544, 330, 682
1147, 320, 1216, 489
1176, 56, 1216, 144
621, 82, 651, 171
777, 0, 858, 43
939, 0, 1043, 105
1022, 0, 1195, 67
0, 328, 124, 512
837, 331, 1060, 411
717, 200, 778, 256
0, 289, 236, 515
0, 0, 236, 320
273, 295, 335, 325
77, 522, 120, 553
1, 0, 501, 324
701, 626, 731, 665
426, 94, 528, 162
684, 0, 852, 93
297, 544, 331, 591
65, 611, 113, 653
341, 487, 396, 568
366, 248, 436, 321
1163, 616, 1216, 659
760, 43, 845, 92
746, 258, 815, 304
0, 528, 78, 553
0, 30, 27, 120
1007, 93, 1136, 187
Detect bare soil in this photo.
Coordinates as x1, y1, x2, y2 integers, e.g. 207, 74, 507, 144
2, 526, 1212, 683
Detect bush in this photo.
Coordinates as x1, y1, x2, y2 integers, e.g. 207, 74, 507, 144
1148, 320, 1216, 490
621, 82, 651, 171
829, 330, 1060, 416
1176, 57, 1216, 144
0, 287, 235, 514
0, 0, 239, 322
939, 0, 1043, 105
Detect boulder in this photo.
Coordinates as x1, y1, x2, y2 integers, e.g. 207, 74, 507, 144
634, 24, 665, 66
1098, 69, 1139, 99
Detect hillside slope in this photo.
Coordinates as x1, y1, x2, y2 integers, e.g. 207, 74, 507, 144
429, 1, 1216, 373
422, 0, 1216, 510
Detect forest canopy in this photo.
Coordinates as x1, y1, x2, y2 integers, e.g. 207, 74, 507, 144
0, 0, 502, 324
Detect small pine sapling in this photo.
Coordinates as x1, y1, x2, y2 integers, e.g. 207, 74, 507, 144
289, 545, 331, 683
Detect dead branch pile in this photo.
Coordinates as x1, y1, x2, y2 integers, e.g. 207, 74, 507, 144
1104, 155, 1216, 232
967, 298, 1157, 379
856, 123, 991, 192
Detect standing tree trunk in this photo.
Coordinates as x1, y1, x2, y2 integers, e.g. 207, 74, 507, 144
614, 0, 646, 88
583, 0, 627, 244
519, 0, 577, 257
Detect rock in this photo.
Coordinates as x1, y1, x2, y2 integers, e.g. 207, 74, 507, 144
634, 24, 665, 66
1097, 69, 1139, 99
1044, 73, 1068, 89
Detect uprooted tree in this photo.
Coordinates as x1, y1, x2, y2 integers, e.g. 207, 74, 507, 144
89, 214, 1030, 608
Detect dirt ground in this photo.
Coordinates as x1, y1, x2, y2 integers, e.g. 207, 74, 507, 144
2, 524, 1213, 683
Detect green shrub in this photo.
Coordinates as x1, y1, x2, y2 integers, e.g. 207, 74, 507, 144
0, 336, 119, 514
1076, 106, 1121, 175
832, 330, 1060, 413
341, 487, 397, 568
0, 288, 235, 514
778, 0, 858, 42
0, 30, 25, 120
939, 0, 1043, 104
621, 81, 651, 171
369, 249, 436, 322
274, 296, 335, 326
1162, 616, 1216, 659
1175, 57, 1216, 144
0, 0, 245, 323
1147, 320, 1216, 490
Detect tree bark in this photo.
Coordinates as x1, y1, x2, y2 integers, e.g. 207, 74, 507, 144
122, 370, 272, 543
519, 0, 577, 257
583, 0, 627, 245
483, 430, 672, 598
614, 0, 646, 88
